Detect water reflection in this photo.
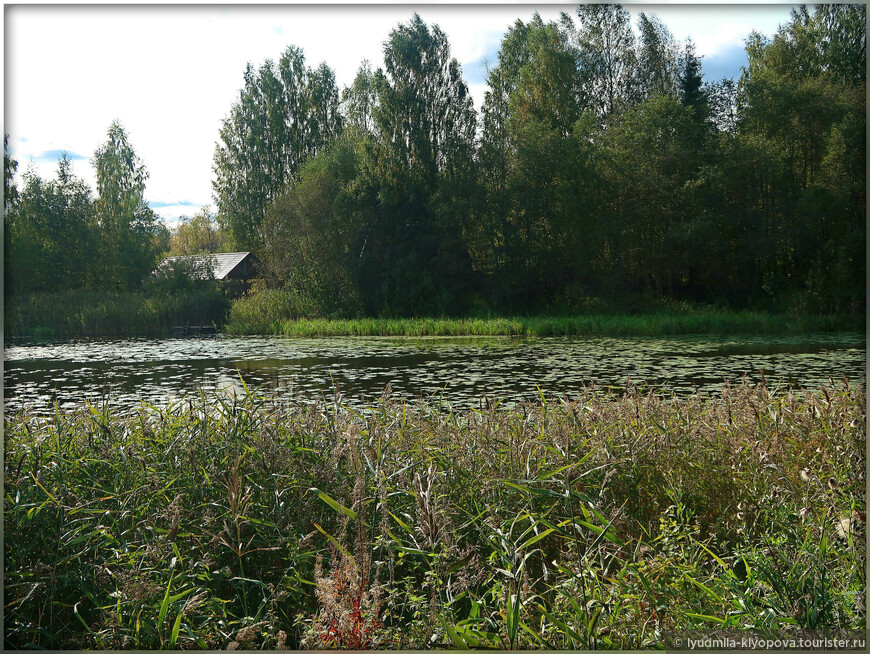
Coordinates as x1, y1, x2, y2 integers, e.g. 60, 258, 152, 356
3, 333, 865, 414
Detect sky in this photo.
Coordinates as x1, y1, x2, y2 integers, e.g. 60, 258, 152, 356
4, 2, 799, 225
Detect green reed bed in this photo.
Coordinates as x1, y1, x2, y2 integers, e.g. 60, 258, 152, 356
224, 310, 863, 338
4, 289, 229, 340
4, 382, 865, 649
273, 316, 522, 337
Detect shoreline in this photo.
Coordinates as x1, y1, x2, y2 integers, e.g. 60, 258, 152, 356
6, 289, 865, 341
225, 311, 865, 338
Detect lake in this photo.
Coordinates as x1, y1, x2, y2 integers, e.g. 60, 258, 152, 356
3, 332, 865, 414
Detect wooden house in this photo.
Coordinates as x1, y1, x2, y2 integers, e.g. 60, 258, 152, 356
153, 251, 258, 294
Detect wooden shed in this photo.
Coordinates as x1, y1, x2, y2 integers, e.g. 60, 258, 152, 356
154, 251, 258, 293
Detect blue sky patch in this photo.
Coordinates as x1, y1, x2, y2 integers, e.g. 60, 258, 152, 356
461, 39, 746, 92
463, 51, 498, 86
149, 200, 199, 209
702, 44, 748, 83
36, 149, 88, 162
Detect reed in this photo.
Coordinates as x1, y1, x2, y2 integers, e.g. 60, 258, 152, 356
4, 289, 229, 340
4, 381, 865, 649
224, 310, 863, 338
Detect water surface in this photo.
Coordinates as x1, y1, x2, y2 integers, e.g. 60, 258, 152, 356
3, 333, 865, 414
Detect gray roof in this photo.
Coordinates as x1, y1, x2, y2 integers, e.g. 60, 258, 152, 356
155, 252, 255, 281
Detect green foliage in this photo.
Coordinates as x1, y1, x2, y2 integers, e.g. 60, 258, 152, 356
595, 94, 714, 299
732, 4, 866, 314
6, 123, 169, 298
5, 382, 864, 648
679, 40, 708, 115
237, 5, 856, 319
93, 120, 163, 290
224, 308, 863, 338
3, 123, 230, 338
4, 122, 230, 320
4, 287, 229, 339
212, 47, 342, 250
341, 61, 377, 134
4, 392, 324, 649
636, 12, 680, 101
169, 206, 229, 256
252, 14, 483, 319
4, 157, 97, 295
361, 13, 479, 316
226, 285, 320, 333
576, 3, 638, 118
147, 255, 218, 294
258, 135, 365, 317
4, 133, 18, 211
477, 14, 599, 311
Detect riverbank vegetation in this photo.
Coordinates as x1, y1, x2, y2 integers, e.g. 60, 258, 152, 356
5, 5, 866, 337
5, 381, 865, 649
4, 287, 229, 341
225, 299, 863, 338
3, 259, 230, 340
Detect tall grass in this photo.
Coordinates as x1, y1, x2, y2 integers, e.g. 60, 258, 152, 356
224, 309, 864, 337
4, 288, 229, 340
4, 381, 865, 649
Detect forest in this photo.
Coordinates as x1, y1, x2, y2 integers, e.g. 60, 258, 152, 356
4, 4, 866, 322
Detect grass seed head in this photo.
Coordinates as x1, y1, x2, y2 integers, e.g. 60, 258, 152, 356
834, 516, 853, 539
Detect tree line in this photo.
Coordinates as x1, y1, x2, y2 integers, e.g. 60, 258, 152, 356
4, 122, 169, 294
5, 4, 865, 318
215, 4, 865, 317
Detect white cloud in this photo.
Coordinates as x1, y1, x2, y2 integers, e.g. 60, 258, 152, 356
635, 4, 795, 56
692, 21, 760, 57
